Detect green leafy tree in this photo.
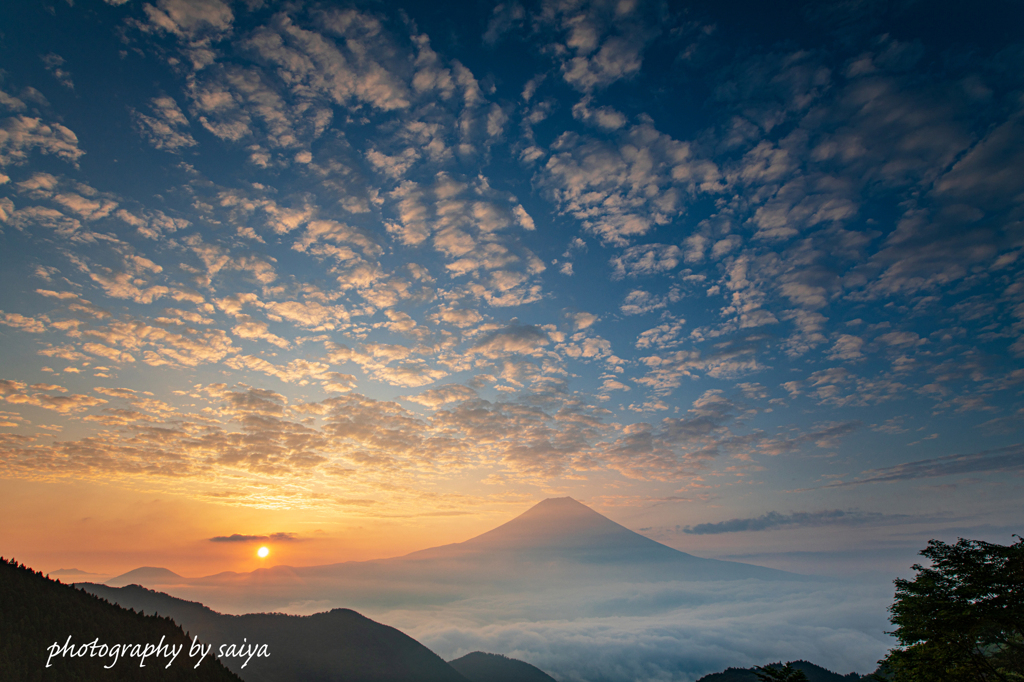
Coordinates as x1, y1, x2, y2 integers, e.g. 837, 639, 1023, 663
881, 536, 1024, 682
754, 663, 809, 682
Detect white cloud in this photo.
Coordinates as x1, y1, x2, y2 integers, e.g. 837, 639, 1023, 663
402, 384, 478, 408
827, 334, 865, 361
620, 288, 680, 316
232, 318, 290, 348
0, 116, 83, 168
469, 325, 551, 359
143, 0, 234, 40
542, 123, 721, 246
611, 244, 681, 278
132, 96, 197, 151
572, 97, 628, 130
1, 311, 48, 333
42, 53, 74, 90
635, 319, 685, 350
245, 10, 411, 113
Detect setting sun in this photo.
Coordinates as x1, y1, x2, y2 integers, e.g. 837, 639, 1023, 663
257, 547, 269, 559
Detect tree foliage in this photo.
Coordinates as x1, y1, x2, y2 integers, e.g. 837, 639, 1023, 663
882, 536, 1024, 682
754, 663, 810, 681
0, 557, 241, 681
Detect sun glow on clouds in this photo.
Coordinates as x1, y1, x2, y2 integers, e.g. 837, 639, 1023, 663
0, 0, 1020, 597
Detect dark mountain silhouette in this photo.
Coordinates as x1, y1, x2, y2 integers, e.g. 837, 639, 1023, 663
448, 651, 557, 682
108, 567, 186, 587
696, 660, 873, 682
97, 498, 800, 614
78, 583, 471, 682
0, 557, 240, 682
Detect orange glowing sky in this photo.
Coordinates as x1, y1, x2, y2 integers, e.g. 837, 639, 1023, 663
1, 0, 1022, 584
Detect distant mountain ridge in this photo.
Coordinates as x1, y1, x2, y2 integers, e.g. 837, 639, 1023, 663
49, 567, 105, 577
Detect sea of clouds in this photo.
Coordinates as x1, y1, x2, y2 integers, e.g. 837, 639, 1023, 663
371, 577, 894, 682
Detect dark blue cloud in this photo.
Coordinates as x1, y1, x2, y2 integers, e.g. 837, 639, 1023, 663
827, 444, 1024, 488
681, 510, 875, 534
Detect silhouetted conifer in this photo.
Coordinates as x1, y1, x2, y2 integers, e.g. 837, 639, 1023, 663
0, 557, 242, 681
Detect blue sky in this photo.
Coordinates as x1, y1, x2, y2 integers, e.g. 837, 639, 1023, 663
0, 0, 1022, 579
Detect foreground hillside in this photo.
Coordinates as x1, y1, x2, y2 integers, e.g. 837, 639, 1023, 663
81, 582, 472, 682
0, 557, 241, 681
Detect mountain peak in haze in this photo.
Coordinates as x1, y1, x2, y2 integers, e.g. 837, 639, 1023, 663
527, 496, 593, 514
107, 566, 183, 587
461, 497, 639, 551
395, 497, 797, 580
533, 496, 586, 508
399, 496, 718, 572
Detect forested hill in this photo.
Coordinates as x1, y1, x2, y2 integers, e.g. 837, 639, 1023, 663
80, 582, 473, 682
697, 660, 873, 682
448, 651, 557, 682
0, 557, 242, 682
